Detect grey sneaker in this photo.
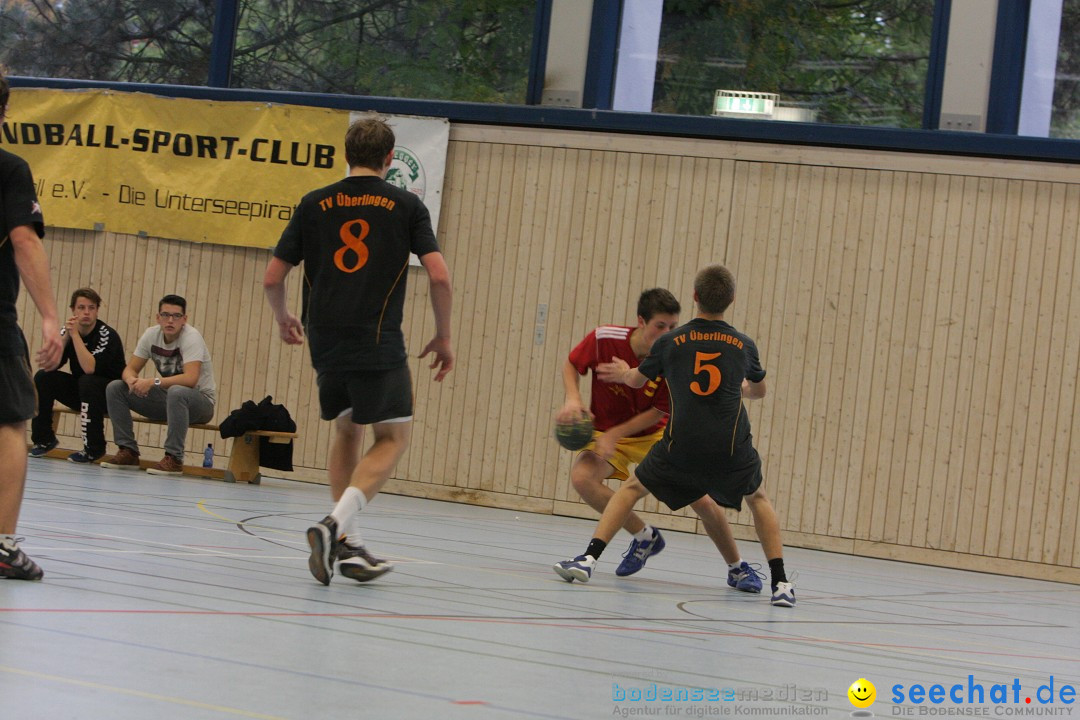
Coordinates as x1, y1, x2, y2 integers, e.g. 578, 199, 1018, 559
306, 516, 339, 586
338, 544, 393, 582
0, 538, 44, 581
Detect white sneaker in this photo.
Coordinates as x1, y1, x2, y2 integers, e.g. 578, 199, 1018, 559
771, 581, 796, 607
553, 554, 596, 583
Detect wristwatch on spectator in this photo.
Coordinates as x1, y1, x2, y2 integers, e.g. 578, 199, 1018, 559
154, 377, 162, 386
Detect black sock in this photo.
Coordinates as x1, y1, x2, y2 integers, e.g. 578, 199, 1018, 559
585, 538, 608, 560
768, 558, 787, 589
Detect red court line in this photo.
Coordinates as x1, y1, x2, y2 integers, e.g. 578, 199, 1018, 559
1, 608, 1076, 663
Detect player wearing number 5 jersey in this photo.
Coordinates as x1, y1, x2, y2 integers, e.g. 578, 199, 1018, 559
554, 265, 795, 607
265, 114, 453, 586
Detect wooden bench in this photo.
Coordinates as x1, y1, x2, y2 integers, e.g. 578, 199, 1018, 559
46, 407, 297, 484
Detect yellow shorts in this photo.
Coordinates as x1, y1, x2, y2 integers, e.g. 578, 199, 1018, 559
580, 429, 664, 481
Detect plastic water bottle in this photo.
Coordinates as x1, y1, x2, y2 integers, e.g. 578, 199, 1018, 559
202, 443, 214, 468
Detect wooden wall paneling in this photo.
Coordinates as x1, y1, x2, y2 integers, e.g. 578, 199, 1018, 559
907, 173, 952, 549
965, 179, 1011, 555
530, 140, 563, 497
933, 175, 981, 552
758, 164, 808, 533
453, 141, 489, 491
1012, 182, 1056, 561
896, 174, 941, 547
852, 171, 895, 541
477, 143, 517, 494
537, 149, 592, 501
473, 141, 507, 493
813, 168, 862, 537
920, 174, 965, 549
951, 177, 995, 554
771, 164, 821, 530
830, 170, 878, 539
497, 145, 542, 496
982, 180, 1027, 556
1028, 182, 1069, 562
517, 146, 557, 499
488, 145, 531, 496
874, 173, 918, 544
998, 181, 1040, 559
794, 165, 841, 535
1047, 186, 1080, 566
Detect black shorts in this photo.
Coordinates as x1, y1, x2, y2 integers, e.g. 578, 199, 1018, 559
635, 444, 763, 512
317, 365, 413, 424
0, 335, 36, 424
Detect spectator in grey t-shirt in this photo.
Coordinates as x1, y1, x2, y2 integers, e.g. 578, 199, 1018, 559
101, 294, 216, 475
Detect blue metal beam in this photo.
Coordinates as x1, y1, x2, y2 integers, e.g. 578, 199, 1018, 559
208, 0, 239, 88
525, 0, 553, 105
986, 0, 1031, 134
923, 0, 952, 129
9, 76, 1080, 163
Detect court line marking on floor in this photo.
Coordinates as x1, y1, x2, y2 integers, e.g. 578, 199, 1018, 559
0, 610, 1075, 663
0, 665, 288, 720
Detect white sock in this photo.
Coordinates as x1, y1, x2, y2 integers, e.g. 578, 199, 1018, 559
728, 560, 744, 571
1, 535, 16, 550
632, 525, 654, 542
330, 487, 367, 545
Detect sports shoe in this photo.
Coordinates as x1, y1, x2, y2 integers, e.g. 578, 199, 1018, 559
146, 454, 184, 476
28, 438, 59, 457
306, 516, 339, 586
553, 554, 595, 583
614, 529, 666, 576
101, 447, 141, 470
771, 581, 796, 607
68, 449, 104, 464
0, 538, 44, 581
338, 544, 393, 582
727, 561, 765, 593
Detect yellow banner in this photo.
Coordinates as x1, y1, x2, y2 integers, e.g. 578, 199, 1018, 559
0, 88, 349, 248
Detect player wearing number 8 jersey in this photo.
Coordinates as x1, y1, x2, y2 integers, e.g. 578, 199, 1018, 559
554, 265, 795, 607
264, 114, 453, 586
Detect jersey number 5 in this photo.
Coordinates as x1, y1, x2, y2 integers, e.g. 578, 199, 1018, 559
334, 219, 370, 273
690, 351, 722, 396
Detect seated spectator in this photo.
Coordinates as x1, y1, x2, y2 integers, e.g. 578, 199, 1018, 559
29, 287, 125, 463
101, 294, 216, 475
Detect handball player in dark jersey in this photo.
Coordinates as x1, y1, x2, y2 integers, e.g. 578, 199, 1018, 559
554, 265, 794, 607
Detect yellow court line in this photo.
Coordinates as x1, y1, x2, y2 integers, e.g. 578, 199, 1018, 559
0, 665, 289, 720
196, 499, 296, 538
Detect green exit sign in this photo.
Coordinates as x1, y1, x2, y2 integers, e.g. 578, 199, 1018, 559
715, 96, 769, 114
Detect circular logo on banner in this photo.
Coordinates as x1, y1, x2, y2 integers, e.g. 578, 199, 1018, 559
386, 146, 426, 201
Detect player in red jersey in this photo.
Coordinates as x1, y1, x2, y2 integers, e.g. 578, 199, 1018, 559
555, 289, 760, 587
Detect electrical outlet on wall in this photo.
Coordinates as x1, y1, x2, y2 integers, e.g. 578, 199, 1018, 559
541, 89, 581, 108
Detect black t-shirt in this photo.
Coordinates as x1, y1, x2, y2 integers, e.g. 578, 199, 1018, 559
273, 175, 440, 373
637, 318, 766, 471
0, 148, 45, 355
61, 320, 126, 380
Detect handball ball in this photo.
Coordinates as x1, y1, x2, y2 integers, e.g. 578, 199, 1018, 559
555, 414, 594, 451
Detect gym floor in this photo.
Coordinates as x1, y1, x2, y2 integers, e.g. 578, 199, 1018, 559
2, 460, 1077, 719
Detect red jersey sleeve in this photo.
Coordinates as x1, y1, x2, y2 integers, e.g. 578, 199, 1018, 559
567, 329, 599, 375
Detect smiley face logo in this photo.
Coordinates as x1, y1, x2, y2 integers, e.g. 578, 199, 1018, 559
848, 678, 876, 708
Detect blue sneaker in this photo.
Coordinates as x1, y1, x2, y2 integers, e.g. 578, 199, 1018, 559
771, 581, 796, 607
553, 554, 595, 583
727, 561, 765, 593
68, 449, 104, 464
615, 529, 665, 576
28, 439, 58, 457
